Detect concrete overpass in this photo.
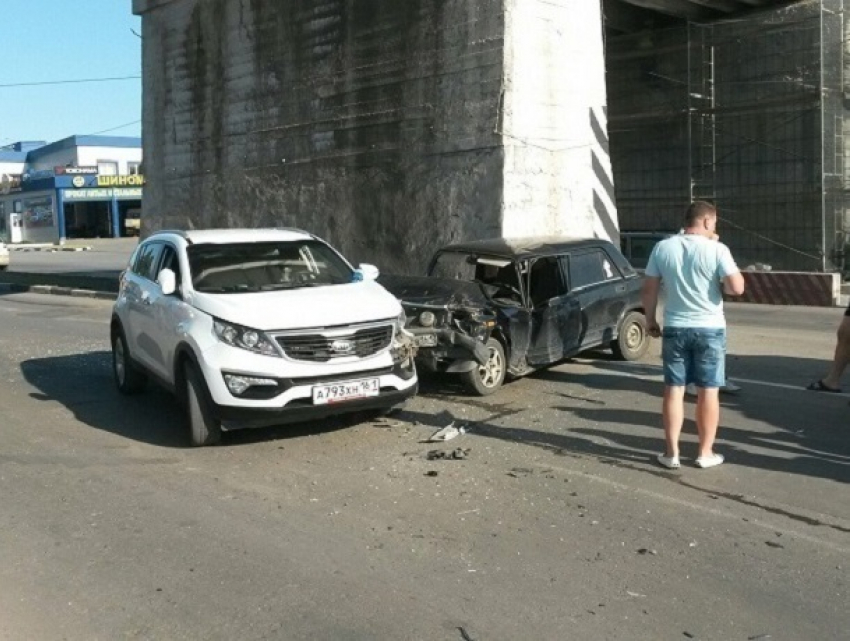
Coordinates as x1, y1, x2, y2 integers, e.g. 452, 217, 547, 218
133, 0, 842, 273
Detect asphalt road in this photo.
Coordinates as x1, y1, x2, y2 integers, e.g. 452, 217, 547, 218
0, 291, 847, 640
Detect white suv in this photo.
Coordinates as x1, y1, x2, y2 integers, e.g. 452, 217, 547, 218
110, 228, 418, 445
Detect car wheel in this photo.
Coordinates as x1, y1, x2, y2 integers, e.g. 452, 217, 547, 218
461, 338, 506, 396
112, 327, 147, 394
611, 310, 650, 361
184, 363, 222, 447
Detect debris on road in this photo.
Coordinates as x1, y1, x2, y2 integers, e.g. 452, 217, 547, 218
637, 548, 658, 556
372, 417, 403, 429
425, 421, 466, 442
426, 447, 470, 461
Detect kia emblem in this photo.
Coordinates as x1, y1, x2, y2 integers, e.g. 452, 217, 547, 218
331, 339, 353, 353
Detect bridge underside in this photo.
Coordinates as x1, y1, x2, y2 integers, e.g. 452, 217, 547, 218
605, 0, 792, 31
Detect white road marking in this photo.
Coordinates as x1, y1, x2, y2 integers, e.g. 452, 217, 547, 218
587, 359, 850, 397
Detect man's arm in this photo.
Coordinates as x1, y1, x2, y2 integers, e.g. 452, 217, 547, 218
641, 276, 662, 338
723, 272, 745, 296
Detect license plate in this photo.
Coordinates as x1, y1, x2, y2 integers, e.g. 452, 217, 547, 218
415, 334, 438, 347
312, 378, 380, 405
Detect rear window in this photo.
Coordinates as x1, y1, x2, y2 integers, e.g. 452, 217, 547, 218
187, 240, 353, 293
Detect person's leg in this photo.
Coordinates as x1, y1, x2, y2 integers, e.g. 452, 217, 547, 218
693, 328, 726, 465
659, 328, 688, 465
821, 316, 850, 390
695, 387, 721, 457
662, 385, 686, 457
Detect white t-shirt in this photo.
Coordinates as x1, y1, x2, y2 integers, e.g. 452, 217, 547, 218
645, 234, 740, 328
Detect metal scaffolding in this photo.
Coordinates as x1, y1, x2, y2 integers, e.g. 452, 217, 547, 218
606, 0, 846, 272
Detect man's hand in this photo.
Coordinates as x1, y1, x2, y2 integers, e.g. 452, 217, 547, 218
647, 319, 661, 338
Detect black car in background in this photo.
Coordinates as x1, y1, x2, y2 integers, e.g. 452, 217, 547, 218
379, 237, 649, 396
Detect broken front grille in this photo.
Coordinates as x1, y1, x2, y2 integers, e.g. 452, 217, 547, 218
275, 325, 394, 362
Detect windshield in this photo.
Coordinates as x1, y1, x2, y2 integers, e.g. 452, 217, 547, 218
429, 251, 522, 301
188, 240, 353, 293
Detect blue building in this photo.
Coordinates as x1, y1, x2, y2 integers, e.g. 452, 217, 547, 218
0, 136, 143, 243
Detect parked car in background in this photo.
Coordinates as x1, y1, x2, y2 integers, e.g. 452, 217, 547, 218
380, 237, 649, 395
0, 237, 9, 270
111, 228, 418, 446
619, 231, 673, 270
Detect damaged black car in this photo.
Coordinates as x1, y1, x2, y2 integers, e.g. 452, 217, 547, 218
379, 237, 649, 396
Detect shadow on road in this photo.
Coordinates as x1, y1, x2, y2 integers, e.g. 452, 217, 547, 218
418, 352, 850, 486
20, 351, 368, 448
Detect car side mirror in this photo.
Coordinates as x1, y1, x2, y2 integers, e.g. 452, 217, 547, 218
158, 268, 177, 296
357, 263, 380, 281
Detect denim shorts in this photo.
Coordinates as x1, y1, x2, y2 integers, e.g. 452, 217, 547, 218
661, 327, 726, 388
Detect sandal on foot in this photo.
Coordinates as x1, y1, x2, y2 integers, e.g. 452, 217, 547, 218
695, 453, 724, 469
656, 453, 680, 469
806, 380, 841, 393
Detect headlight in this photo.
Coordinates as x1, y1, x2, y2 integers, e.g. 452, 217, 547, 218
418, 311, 435, 327
213, 320, 279, 357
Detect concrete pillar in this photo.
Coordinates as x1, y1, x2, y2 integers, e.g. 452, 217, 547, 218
501, 0, 616, 243
133, 0, 617, 272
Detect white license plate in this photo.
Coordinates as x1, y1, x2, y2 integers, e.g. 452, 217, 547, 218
312, 378, 380, 405
415, 334, 438, 347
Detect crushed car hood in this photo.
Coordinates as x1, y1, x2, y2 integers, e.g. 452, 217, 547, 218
378, 274, 489, 310
187, 281, 401, 331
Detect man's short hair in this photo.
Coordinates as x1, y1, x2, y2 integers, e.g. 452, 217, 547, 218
684, 200, 717, 227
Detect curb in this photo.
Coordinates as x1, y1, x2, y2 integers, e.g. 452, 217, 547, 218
0, 282, 116, 300
9, 245, 92, 252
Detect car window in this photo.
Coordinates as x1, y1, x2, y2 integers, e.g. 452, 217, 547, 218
187, 240, 353, 293
528, 257, 567, 306
130, 242, 164, 281
157, 244, 182, 288
567, 250, 621, 290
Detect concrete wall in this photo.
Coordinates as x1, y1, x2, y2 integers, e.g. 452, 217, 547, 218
134, 0, 614, 273
136, 0, 507, 273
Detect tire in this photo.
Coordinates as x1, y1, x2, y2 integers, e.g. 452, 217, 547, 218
611, 310, 650, 361
111, 327, 147, 394
184, 363, 222, 447
461, 337, 506, 396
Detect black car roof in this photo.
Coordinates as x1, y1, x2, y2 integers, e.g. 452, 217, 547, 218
436, 236, 615, 260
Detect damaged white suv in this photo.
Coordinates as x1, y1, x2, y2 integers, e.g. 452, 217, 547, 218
110, 229, 418, 446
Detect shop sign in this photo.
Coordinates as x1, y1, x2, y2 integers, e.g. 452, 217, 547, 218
62, 187, 144, 200
55, 166, 98, 175
96, 174, 145, 187
113, 188, 143, 198
63, 189, 112, 201
72, 176, 86, 188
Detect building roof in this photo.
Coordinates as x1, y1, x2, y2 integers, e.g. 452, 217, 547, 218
26, 135, 142, 162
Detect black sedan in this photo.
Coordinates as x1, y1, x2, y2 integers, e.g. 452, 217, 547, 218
379, 236, 650, 395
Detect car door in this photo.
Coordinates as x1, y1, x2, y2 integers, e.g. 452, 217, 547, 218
525, 256, 581, 366
126, 241, 165, 372
144, 243, 190, 382
121, 241, 162, 364
564, 248, 626, 350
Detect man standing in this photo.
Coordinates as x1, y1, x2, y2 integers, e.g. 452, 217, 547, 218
641, 201, 745, 469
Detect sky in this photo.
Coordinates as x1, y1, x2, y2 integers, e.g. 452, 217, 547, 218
0, 1, 142, 146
